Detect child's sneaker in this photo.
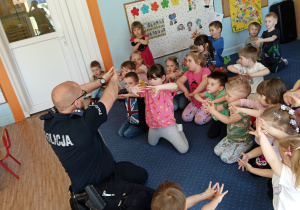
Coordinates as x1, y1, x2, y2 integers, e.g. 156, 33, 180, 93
281, 58, 288, 65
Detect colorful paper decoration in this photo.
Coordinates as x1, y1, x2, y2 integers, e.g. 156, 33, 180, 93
188, 0, 192, 11
161, 0, 169, 9
151, 2, 159, 11
229, 0, 263, 32
131, 7, 139, 18
171, 0, 179, 6
141, 4, 149, 14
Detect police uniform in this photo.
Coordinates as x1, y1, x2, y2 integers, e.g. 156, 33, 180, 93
40, 102, 154, 209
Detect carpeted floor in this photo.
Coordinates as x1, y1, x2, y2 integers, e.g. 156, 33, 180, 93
99, 40, 300, 210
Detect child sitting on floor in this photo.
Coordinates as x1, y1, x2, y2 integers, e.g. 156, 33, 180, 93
176, 51, 211, 125
151, 180, 228, 210
119, 61, 146, 89
227, 45, 270, 100
194, 71, 228, 139
89, 60, 105, 102
204, 77, 252, 164
130, 51, 149, 84
165, 56, 187, 111
130, 64, 189, 153
256, 115, 300, 209
117, 72, 148, 139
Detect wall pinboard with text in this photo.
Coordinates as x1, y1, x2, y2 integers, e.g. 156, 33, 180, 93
124, 0, 223, 58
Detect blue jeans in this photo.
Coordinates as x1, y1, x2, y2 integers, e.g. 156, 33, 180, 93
118, 121, 147, 139
173, 93, 188, 111
92, 89, 104, 99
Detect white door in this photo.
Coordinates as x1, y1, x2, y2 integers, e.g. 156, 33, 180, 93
0, 0, 103, 115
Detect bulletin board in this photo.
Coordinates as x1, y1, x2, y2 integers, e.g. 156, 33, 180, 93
222, 0, 268, 18
124, 0, 221, 59
0, 85, 7, 105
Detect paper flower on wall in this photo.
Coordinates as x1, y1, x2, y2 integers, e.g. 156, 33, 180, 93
141, 4, 149, 14
151, 2, 159, 11
161, 0, 169, 9
171, 0, 179, 6
131, 7, 139, 18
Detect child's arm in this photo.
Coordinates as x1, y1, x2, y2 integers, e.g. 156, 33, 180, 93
227, 65, 242, 75
254, 35, 277, 46
194, 92, 207, 103
176, 75, 190, 97
191, 74, 208, 95
201, 184, 228, 210
206, 102, 243, 124
135, 68, 146, 74
212, 94, 226, 104
147, 83, 178, 97
255, 120, 283, 177
138, 36, 149, 45
230, 105, 259, 117
260, 118, 289, 140
248, 67, 270, 78
290, 79, 300, 91
186, 182, 218, 208
283, 90, 300, 107
132, 41, 141, 51
166, 72, 177, 81
237, 158, 273, 178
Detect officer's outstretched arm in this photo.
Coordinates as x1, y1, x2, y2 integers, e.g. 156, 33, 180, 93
99, 69, 118, 113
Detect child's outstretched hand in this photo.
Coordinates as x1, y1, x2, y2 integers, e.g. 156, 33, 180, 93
213, 183, 228, 204
204, 181, 219, 200
146, 85, 161, 97
204, 100, 215, 113
237, 152, 250, 171
129, 84, 143, 96
191, 29, 200, 39
283, 91, 300, 107
228, 104, 239, 116
254, 37, 263, 46
237, 157, 252, 172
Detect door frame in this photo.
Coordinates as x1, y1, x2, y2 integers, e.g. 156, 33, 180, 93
0, 0, 104, 116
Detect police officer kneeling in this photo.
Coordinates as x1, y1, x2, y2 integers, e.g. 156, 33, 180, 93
40, 67, 154, 209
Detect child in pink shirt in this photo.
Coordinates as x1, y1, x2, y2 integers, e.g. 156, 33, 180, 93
130, 51, 149, 84
130, 64, 189, 153
177, 51, 211, 125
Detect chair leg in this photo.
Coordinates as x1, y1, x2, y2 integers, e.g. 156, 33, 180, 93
0, 161, 20, 179
9, 154, 21, 165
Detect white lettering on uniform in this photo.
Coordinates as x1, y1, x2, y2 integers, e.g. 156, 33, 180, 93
94, 105, 102, 116
45, 133, 74, 147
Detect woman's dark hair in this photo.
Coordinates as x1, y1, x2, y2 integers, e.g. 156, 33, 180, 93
194, 34, 214, 60
147, 64, 166, 80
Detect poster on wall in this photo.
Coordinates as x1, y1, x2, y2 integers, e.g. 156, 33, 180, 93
229, 0, 263, 33
124, 0, 216, 58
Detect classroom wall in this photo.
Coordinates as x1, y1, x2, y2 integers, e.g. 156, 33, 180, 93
97, 0, 282, 69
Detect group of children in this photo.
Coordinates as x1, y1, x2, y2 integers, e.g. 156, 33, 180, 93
88, 12, 299, 210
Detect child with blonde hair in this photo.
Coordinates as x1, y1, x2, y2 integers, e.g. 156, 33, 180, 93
130, 21, 154, 66
165, 56, 187, 111
130, 51, 149, 84
245, 22, 262, 61
255, 111, 300, 209
151, 180, 228, 210
254, 12, 288, 73
204, 77, 252, 164
237, 105, 298, 179
177, 51, 211, 125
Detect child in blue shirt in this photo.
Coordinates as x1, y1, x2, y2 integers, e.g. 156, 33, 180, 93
208, 21, 225, 73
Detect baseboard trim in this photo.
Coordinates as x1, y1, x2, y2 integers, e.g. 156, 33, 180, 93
222, 44, 244, 57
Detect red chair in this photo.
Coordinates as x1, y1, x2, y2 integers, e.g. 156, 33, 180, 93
0, 128, 21, 179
